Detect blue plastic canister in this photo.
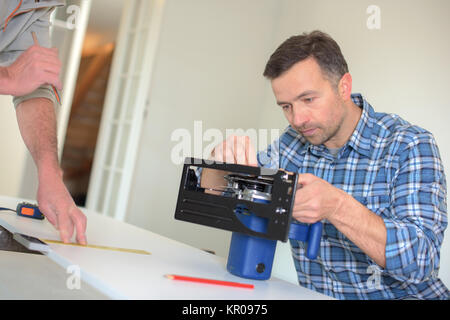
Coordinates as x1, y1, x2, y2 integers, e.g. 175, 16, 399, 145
226, 201, 323, 280
226, 199, 276, 280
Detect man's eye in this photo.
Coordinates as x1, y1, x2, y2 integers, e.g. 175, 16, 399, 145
281, 105, 291, 111
303, 97, 315, 104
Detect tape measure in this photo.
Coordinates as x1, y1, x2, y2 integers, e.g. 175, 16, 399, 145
0, 202, 45, 220
0, 203, 149, 255
43, 239, 151, 255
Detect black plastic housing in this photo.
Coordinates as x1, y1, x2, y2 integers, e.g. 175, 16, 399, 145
174, 158, 298, 242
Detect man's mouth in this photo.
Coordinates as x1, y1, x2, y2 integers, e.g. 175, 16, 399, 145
300, 128, 317, 136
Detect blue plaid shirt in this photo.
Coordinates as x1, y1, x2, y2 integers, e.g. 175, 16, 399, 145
258, 93, 449, 300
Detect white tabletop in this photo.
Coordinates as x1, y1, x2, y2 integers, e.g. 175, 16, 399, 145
0, 195, 332, 300
0, 250, 108, 299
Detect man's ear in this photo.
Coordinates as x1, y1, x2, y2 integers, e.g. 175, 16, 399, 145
338, 73, 352, 101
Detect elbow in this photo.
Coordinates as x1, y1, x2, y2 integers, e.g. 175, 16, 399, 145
384, 223, 442, 284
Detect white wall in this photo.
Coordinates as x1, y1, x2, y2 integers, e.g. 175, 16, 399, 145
126, 0, 282, 257
0, 96, 28, 197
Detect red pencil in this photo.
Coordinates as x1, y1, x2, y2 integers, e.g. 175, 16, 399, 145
165, 274, 254, 289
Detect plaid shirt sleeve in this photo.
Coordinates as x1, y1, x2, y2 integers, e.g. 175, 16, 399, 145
382, 130, 447, 284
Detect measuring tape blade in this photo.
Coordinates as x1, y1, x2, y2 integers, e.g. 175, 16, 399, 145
43, 239, 151, 255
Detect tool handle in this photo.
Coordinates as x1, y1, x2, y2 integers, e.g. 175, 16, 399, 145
306, 221, 322, 259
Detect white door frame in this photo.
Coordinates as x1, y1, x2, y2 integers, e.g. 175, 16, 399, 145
86, 0, 166, 221
54, 0, 92, 156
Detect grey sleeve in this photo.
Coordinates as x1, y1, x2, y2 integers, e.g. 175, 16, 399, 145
13, 84, 57, 109
1, 7, 58, 109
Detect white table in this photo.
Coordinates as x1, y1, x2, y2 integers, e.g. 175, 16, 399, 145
0, 195, 332, 300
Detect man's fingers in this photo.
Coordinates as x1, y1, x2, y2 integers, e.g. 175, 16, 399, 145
224, 141, 235, 163
245, 137, 258, 166
45, 208, 87, 245
29, 45, 59, 57
7, 45, 62, 96
211, 136, 258, 166
39, 62, 61, 75
57, 213, 74, 243
212, 142, 229, 163
234, 136, 247, 165
236, 136, 257, 166
33, 51, 61, 64
229, 135, 258, 166
72, 208, 88, 245
76, 231, 87, 246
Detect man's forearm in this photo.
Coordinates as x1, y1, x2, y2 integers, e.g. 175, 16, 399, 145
329, 194, 387, 268
15, 97, 60, 174
15, 97, 88, 244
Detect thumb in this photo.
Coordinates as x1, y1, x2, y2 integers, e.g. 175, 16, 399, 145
57, 213, 74, 243
38, 201, 59, 230
296, 173, 316, 189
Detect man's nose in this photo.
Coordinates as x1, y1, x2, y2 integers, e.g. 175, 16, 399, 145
291, 104, 310, 129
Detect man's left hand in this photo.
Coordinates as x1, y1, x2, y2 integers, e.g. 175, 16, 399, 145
36, 168, 87, 245
293, 173, 348, 224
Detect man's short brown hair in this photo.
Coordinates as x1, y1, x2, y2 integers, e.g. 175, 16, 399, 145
263, 30, 349, 86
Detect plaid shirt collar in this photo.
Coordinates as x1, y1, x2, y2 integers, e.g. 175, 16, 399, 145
292, 93, 374, 159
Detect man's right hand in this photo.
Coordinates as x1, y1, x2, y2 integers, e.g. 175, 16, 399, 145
201, 136, 258, 191
209, 135, 258, 166
0, 44, 62, 96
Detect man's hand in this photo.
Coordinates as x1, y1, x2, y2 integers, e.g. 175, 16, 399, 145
210, 135, 258, 166
0, 44, 62, 96
37, 167, 87, 245
293, 173, 387, 267
293, 173, 348, 224
201, 136, 258, 191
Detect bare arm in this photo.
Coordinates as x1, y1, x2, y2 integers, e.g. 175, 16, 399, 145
15, 97, 87, 244
328, 192, 386, 268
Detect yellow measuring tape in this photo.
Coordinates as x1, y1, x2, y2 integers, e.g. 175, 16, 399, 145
43, 239, 151, 255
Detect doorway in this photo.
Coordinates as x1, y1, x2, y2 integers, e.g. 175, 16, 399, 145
60, 0, 123, 206
60, 42, 115, 206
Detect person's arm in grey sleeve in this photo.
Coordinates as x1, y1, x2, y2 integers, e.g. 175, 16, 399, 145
1, 9, 87, 245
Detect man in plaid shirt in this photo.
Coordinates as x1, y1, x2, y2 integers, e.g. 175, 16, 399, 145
203, 30, 448, 299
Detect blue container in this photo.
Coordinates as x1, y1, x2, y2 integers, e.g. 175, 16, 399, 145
227, 200, 276, 280
227, 203, 323, 280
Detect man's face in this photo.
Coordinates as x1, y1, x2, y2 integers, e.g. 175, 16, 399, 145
271, 57, 347, 149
